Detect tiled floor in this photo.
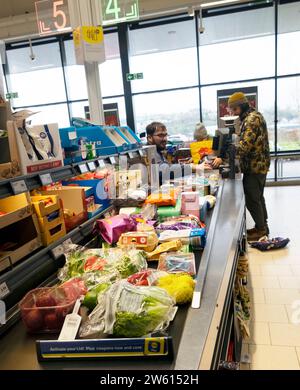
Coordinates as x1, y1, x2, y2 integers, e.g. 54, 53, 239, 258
241, 186, 300, 370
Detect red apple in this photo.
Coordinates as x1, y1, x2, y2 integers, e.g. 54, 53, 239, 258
23, 309, 44, 332
36, 293, 57, 308
44, 313, 59, 330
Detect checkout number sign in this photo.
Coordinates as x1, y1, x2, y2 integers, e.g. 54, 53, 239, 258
35, 0, 69, 36
102, 0, 139, 25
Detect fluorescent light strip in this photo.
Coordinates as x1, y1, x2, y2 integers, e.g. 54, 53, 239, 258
201, 0, 244, 8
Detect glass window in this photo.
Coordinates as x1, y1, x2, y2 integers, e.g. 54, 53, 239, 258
199, 7, 275, 84
276, 157, 300, 180
70, 97, 127, 126
277, 77, 300, 151
278, 2, 300, 75
64, 33, 123, 99
6, 42, 66, 106
133, 88, 200, 139
201, 79, 275, 150
129, 20, 198, 93
20, 104, 70, 128
64, 40, 88, 101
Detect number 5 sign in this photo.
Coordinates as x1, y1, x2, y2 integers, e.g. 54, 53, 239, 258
35, 0, 70, 36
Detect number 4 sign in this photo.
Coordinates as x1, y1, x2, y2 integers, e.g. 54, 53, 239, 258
102, 0, 139, 25
35, 0, 70, 36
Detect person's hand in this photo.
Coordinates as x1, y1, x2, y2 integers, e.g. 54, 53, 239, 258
212, 157, 223, 169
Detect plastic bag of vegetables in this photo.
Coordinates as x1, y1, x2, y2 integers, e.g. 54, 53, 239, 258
58, 246, 147, 281
103, 280, 176, 338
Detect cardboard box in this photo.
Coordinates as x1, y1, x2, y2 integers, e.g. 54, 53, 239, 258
8, 114, 64, 175
31, 195, 61, 218
37, 209, 65, 232
40, 220, 66, 246
62, 179, 109, 205
0, 214, 42, 273
0, 106, 21, 181
40, 187, 89, 232
0, 193, 32, 230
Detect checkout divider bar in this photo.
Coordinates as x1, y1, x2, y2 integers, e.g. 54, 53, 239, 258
191, 180, 224, 309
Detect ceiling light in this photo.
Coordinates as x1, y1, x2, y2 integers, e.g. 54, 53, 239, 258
201, 0, 243, 8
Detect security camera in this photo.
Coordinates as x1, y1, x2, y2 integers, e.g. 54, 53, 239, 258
29, 53, 36, 61
199, 26, 205, 34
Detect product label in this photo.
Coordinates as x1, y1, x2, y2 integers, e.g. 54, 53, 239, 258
121, 235, 148, 247
11, 180, 28, 195
68, 131, 77, 140
87, 162, 96, 171
79, 163, 88, 174
39, 173, 53, 186
118, 290, 143, 313
98, 159, 106, 168
0, 282, 9, 299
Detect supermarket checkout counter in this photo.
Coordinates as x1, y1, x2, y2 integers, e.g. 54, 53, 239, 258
0, 178, 245, 370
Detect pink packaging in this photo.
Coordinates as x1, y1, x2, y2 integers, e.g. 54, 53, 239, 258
96, 214, 137, 244
181, 192, 200, 219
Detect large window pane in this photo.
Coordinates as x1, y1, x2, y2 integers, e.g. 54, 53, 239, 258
129, 20, 198, 93
64, 40, 88, 101
19, 104, 70, 128
6, 42, 66, 106
201, 79, 275, 150
277, 77, 300, 151
64, 33, 123, 99
133, 88, 200, 139
199, 7, 275, 84
278, 2, 300, 75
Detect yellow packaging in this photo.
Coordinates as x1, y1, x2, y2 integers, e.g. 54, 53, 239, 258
147, 240, 182, 261
190, 140, 213, 164
118, 231, 158, 252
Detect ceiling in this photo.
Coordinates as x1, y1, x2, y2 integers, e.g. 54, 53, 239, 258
0, 0, 251, 19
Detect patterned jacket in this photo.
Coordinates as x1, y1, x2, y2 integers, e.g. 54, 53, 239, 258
238, 108, 270, 174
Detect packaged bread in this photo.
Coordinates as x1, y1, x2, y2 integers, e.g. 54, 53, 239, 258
147, 240, 182, 261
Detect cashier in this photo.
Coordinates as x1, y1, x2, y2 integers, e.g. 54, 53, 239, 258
146, 122, 169, 164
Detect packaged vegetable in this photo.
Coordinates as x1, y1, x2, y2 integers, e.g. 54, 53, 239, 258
104, 281, 176, 337
117, 231, 158, 252
127, 270, 167, 286
96, 214, 136, 244
58, 245, 147, 281
158, 252, 196, 276
157, 274, 195, 304
83, 283, 110, 311
156, 215, 203, 233
147, 240, 182, 261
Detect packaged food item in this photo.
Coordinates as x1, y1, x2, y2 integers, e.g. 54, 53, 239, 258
157, 273, 195, 304
159, 229, 191, 243
96, 214, 136, 244
103, 281, 176, 337
58, 245, 147, 281
82, 282, 111, 311
205, 195, 216, 209
145, 189, 178, 207
147, 240, 182, 261
156, 215, 203, 233
127, 270, 167, 287
117, 231, 158, 252
60, 277, 87, 301
181, 192, 200, 219
19, 287, 77, 333
158, 252, 196, 276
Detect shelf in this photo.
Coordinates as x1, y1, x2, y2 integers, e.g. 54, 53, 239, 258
0, 205, 113, 336
0, 165, 76, 199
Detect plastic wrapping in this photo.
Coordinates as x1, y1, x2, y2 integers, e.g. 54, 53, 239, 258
117, 231, 158, 252
147, 240, 182, 261
158, 252, 196, 276
96, 214, 137, 244
157, 274, 195, 305
58, 245, 147, 281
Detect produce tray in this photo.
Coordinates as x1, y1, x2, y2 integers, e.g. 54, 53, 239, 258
36, 337, 173, 361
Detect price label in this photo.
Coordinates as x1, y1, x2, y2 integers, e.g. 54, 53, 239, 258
11, 180, 28, 195
79, 163, 88, 174
109, 157, 117, 165
39, 173, 53, 186
0, 282, 10, 299
139, 149, 145, 157
128, 152, 134, 159
87, 162, 96, 171
98, 160, 106, 169
51, 238, 73, 260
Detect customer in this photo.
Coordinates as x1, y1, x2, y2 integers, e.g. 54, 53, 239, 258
228, 92, 270, 240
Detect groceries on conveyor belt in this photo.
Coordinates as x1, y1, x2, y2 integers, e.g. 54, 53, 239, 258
18, 174, 219, 341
